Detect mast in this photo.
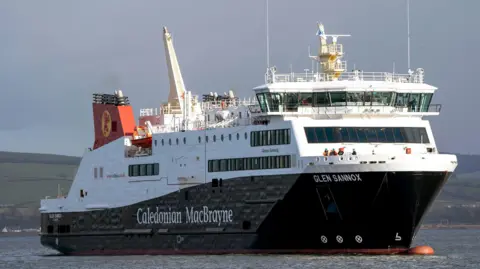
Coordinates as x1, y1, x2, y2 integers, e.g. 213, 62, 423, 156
407, 0, 411, 72
309, 23, 350, 81
266, 0, 270, 69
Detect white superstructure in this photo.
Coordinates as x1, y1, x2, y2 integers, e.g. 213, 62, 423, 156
40, 23, 457, 214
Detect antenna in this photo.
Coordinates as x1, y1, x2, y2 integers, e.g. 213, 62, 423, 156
407, 0, 411, 71
266, 0, 270, 69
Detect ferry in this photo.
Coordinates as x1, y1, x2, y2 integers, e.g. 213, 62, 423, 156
39, 22, 457, 255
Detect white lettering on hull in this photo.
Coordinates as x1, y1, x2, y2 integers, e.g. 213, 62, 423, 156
313, 174, 362, 183
136, 206, 234, 226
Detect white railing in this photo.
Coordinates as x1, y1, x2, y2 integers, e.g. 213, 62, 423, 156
268, 68, 425, 84
320, 44, 343, 55
140, 108, 158, 116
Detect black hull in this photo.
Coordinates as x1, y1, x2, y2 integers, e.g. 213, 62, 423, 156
40, 171, 451, 255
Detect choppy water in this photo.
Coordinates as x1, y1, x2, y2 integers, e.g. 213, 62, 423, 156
0, 230, 479, 269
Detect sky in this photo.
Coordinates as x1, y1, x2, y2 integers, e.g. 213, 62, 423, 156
0, 0, 477, 156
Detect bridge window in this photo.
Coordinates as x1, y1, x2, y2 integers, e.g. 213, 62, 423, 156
251, 129, 291, 147
256, 93, 268, 112
128, 163, 160, 177
313, 92, 329, 107
304, 127, 430, 144
208, 155, 291, 172
330, 92, 346, 106
420, 93, 433, 112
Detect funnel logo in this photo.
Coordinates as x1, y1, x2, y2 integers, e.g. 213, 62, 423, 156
101, 110, 112, 137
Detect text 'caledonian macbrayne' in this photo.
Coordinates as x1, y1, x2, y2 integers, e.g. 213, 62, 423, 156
136, 206, 234, 226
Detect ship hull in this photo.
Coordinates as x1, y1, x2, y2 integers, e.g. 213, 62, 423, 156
40, 171, 450, 255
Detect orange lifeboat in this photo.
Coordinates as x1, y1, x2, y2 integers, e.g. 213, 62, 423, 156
131, 126, 152, 148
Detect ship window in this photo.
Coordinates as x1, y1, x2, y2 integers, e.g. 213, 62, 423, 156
229, 134, 232, 141
80, 189, 84, 198
183, 137, 186, 144
376, 128, 387, 143
198, 136, 201, 143
239, 112, 242, 119
237, 133, 240, 140
161, 139, 164, 146
244, 132, 247, 140
94, 168, 97, 178
371, 92, 394, 106
206, 136, 209, 143
154, 139, 157, 146
128, 163, 159, 177
221, 134, 224, 141
250, 129, 291, 147
153, 163, 159, 175
213, 135, 216, 142
256, 93, 268, 112
99, 167, 103, 178
329, 92, 346, 106
169, 139, 172, 145
139, 165, 147, 176
146, 164, 153, 176
409, 93, 421, 112
384, 128, 395, 142
207, 155, 292, 172
212, 178, 218, 187
395, 93, 410, 107
313, 92, 329, 107
420, 93, 433, 112
47, 225, 54, 234
346, 92, 363, 106
304, 127, 430, 144
176, 138, 179, 145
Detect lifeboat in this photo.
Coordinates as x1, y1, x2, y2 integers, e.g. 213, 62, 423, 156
131, 136, 152, 148
131, 126, 153, 148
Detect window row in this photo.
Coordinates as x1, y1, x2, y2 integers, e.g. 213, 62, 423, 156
256, 92, 433, 112
128, 163, 160, 177
156, 132, 249, 146
208, 155, 291, 172
304, 127, 430, 144
250, 129, 291, 147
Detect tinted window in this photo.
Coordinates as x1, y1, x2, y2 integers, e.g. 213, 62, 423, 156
304, 127, 430, 144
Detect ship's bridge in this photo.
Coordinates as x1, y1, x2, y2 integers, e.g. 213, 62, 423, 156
251, 23, 442, 119
252, 68, 441, 119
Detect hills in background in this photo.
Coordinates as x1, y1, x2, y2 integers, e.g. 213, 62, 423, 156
0, 151, 479, 228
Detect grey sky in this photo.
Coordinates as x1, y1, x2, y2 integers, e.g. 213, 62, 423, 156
0, 0, 477, 156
